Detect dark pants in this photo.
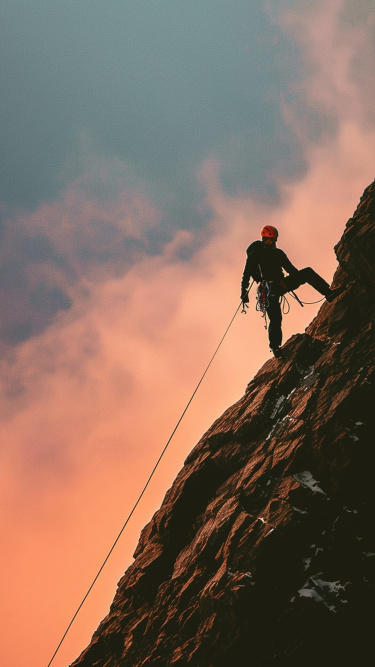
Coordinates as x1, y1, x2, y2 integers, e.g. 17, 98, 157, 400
266, 267, 330, 349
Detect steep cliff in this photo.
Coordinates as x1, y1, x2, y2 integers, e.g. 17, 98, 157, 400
71, 181, 375, 667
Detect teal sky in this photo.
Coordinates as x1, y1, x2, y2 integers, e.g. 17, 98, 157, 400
1, 1, 303, 210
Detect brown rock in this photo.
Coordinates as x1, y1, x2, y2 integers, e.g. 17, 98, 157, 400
70, 181, 375, 666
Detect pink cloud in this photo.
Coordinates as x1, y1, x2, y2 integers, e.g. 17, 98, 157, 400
0, 160, 164, 345
281, 0, 375, 127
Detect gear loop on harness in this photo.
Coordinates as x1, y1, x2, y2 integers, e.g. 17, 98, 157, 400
256, 280, 272, 329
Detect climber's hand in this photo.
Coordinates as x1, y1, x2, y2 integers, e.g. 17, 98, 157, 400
241, 292, 249, 313
241, 291, 249, 304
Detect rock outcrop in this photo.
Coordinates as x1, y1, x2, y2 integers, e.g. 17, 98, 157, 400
71, 182, 375, 666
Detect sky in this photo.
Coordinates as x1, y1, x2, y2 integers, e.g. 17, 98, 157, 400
1, 1, 375, 666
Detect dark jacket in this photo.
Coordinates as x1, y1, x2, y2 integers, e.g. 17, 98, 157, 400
241, 240, 298, 294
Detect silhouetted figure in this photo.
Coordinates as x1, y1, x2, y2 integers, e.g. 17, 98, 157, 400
240, 226, 343, 357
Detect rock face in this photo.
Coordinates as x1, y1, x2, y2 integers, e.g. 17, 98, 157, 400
71, 182, 375, 667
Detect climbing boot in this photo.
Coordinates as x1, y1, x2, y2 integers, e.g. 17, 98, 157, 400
326, 285, 346, 302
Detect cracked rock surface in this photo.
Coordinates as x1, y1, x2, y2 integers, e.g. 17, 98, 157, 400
71, 181, 375, 667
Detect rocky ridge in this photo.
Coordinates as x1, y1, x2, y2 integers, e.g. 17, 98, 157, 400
71, 181, 375, 666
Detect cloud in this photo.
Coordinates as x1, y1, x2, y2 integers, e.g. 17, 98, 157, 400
0, 160, 164, 344
279, 0, 375, 132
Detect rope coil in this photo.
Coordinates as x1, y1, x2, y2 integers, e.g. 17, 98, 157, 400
255, 281, 271, 329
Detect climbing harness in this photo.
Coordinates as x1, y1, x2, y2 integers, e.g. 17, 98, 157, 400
244, 279, 324, 331
46, 297, 244, 667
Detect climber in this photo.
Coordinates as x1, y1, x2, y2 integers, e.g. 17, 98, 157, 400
240, 225, 344, 358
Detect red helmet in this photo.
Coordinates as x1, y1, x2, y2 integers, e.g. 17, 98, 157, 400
261, 225, 278, 239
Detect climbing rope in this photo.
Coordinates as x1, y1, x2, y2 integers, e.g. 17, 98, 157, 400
46, 298, 244, 667
292, 295, 325, 305
281, 294, 291, 314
